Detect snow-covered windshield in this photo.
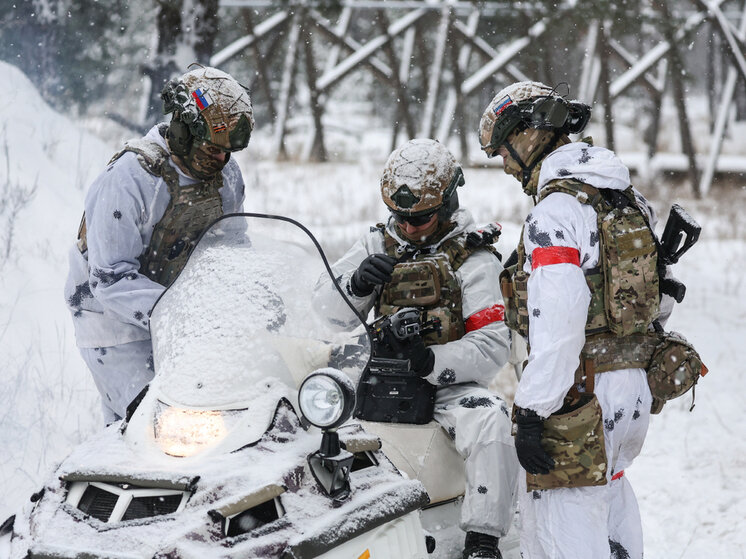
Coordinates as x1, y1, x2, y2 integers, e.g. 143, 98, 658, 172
149, 214, 370, 409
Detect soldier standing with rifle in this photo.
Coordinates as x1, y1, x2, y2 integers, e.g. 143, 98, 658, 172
316, 139, 519, 559
478, 81, 704, 559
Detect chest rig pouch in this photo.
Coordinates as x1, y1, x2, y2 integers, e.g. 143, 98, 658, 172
357, 226, 491, 424
501, 180, 660, 339
118, 128, 223, 288
376, 226, 480, 346
378, 254, 464, 347
76, 126, 225, 289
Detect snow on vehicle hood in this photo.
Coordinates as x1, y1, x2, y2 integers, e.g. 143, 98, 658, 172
538, 141, 631, 193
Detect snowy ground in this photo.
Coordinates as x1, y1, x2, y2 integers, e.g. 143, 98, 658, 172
1, 60, 744, 557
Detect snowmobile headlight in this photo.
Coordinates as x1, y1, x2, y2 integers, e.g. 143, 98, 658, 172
154, 402, 243, 457
298, 369, 355, 430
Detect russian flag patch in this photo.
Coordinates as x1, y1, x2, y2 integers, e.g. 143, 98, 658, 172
494, 95, 513, 117
192, 88, 211, 110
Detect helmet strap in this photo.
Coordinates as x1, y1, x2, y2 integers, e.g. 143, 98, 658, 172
504, 129, 563, 195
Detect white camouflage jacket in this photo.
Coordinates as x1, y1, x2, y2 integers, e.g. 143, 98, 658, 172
315, 208, 511, 388
513, 141, 672, 418
64, 124, 245, 349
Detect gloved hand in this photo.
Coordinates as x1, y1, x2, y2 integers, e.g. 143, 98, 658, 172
514, 407, 555, 475
405, 335, 435, 377
466, 222, 502, 249
350, 254, 398, 296
384, 329, 434, 377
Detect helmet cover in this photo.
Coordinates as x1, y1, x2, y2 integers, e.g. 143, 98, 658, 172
381, 139, 464, 217
162, 66, 254, 153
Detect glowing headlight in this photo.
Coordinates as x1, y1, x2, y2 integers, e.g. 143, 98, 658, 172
154, 402, 242, 457
298, 369, 355, 430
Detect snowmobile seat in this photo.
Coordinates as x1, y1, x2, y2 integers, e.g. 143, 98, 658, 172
355, 420, 465, 505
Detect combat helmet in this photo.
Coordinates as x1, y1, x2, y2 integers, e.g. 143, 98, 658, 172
381, 139, 465, 228
161, 66, 254, 179
479, 81, 590, 195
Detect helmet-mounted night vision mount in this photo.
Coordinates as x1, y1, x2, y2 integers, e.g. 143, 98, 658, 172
390, 165, 465, 225
161, 66, 254, 157
381, 138, 465, 226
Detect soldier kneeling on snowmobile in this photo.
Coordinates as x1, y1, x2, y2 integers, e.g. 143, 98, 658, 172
315, 139, 520, 559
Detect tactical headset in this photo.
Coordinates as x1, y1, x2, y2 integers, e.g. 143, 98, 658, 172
485, 94, 591, 155
166, 117, 198, 158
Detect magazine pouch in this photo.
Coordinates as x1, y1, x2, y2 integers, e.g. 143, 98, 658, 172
526, 393, 608, 491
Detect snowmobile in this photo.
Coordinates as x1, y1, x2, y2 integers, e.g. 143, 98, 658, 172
0, 214, 434, 559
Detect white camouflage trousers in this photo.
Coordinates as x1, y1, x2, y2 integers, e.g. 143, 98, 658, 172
518, 368, 652, 559
434, 384, 520, 538
79, 339, 155, 424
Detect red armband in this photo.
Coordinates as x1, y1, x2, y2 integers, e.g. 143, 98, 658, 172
531, 246, 581, 270
465, 304, 505, 333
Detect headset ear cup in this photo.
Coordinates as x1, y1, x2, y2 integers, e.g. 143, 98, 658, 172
167, 119, 193, 157
566, 102, 591, 134
439, 190, 460, 222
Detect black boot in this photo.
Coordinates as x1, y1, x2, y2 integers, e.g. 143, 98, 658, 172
462, 531, 502, 559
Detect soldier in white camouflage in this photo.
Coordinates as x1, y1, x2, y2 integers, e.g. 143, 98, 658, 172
479, 81, 676, 559
316, 139, 520, 559
64, 66, 254, 424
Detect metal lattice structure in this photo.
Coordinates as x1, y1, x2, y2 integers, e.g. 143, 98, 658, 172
212, 0, 746, 196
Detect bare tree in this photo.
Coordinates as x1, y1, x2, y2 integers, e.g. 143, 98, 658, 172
142, 0, 220, 125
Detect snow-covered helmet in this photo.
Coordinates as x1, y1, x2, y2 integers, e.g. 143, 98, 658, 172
479, 81, 590, 195
380, 139, 465, 226
161, 66, 254, 179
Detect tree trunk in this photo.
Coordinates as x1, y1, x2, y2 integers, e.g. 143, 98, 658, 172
31, 0, 63, 101
653, 0, 700, 197
143, 0, 219, 125
599, 23, 615, 152
302, 17, 328, 162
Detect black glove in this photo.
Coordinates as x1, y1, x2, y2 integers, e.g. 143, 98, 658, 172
466, 223, 502, 249
350, 254, 398, 296
384, 330, 435, 377
405, 335, 435, 377
514, 408, 555, 475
